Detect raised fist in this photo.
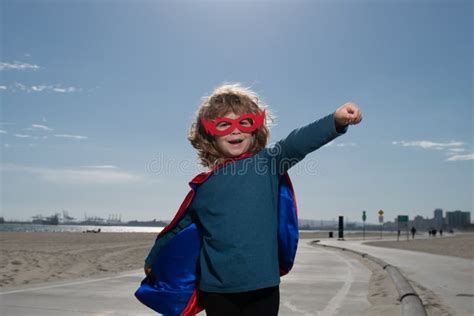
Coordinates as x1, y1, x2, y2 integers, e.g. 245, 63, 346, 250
334, 102, 363, 126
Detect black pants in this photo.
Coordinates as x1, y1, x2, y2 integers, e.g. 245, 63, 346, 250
202, 286, 280, 316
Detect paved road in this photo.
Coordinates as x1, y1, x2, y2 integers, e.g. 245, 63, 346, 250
0, 241, 371, 315
279, 241, 370, 316
319, 237, 474, 316
0, 271, 155, 315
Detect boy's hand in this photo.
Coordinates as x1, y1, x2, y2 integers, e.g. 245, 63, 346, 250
334, 102, 363, 128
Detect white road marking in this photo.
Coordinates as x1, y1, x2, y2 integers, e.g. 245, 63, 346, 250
0, 271, 142, 295
282, 300, 313, 316
317, 250, 355, 316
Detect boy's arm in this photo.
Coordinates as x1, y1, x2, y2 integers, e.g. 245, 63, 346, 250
269, 102, 362, 175
144, 210, 194, 268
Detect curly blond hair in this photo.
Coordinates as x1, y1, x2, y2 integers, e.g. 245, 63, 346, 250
188, 83, 274, 168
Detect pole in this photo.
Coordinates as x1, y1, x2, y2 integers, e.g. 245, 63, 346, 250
397, 221, 399, 242
338, 216, 344, 240
380, 223, 383, 239
363, 222, 365, 240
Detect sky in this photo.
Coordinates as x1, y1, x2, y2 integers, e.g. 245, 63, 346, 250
1, 0, 472, 224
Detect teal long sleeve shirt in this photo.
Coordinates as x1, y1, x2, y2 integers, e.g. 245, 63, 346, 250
145, 112, 348, 293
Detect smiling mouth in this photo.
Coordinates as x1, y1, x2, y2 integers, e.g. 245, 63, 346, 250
228, 139, 244, 144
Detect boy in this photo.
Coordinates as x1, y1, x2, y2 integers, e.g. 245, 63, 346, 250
141, 83, 362, 315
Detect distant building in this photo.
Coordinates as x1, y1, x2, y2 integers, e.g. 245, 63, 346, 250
446, 210, 471, 229
434, 208, 444, 229
413, 215, 428, 230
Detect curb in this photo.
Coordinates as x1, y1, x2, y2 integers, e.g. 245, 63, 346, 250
311, 241, 427, 316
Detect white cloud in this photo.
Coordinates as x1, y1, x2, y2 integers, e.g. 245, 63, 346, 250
54, 134, 88, 140
446, 154, 474, 161
0, 164, 144, 184
13, 82, 79, 93
393, 139, 473, 162
14, 83, 27, 91
14, 133, 46, 140
30, 85, 48, 92
0, 61, 40, 71
0, 86, 7, 90
447, 148, 466, 153
326, 141, 358, 147
0, 130, 6, 134
335, 142, 357, 147
392, 140, 464, 150
52, 87, 78, 93
80, 165, 119, 169
31, 124, 53, 131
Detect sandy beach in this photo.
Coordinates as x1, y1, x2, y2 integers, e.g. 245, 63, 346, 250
364, 233, 474, 259
0, 232, 157, 288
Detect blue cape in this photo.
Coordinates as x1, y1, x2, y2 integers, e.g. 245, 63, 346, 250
135, 158, 299, 316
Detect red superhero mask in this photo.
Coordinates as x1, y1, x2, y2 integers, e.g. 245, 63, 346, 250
200, 110, 266, 137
